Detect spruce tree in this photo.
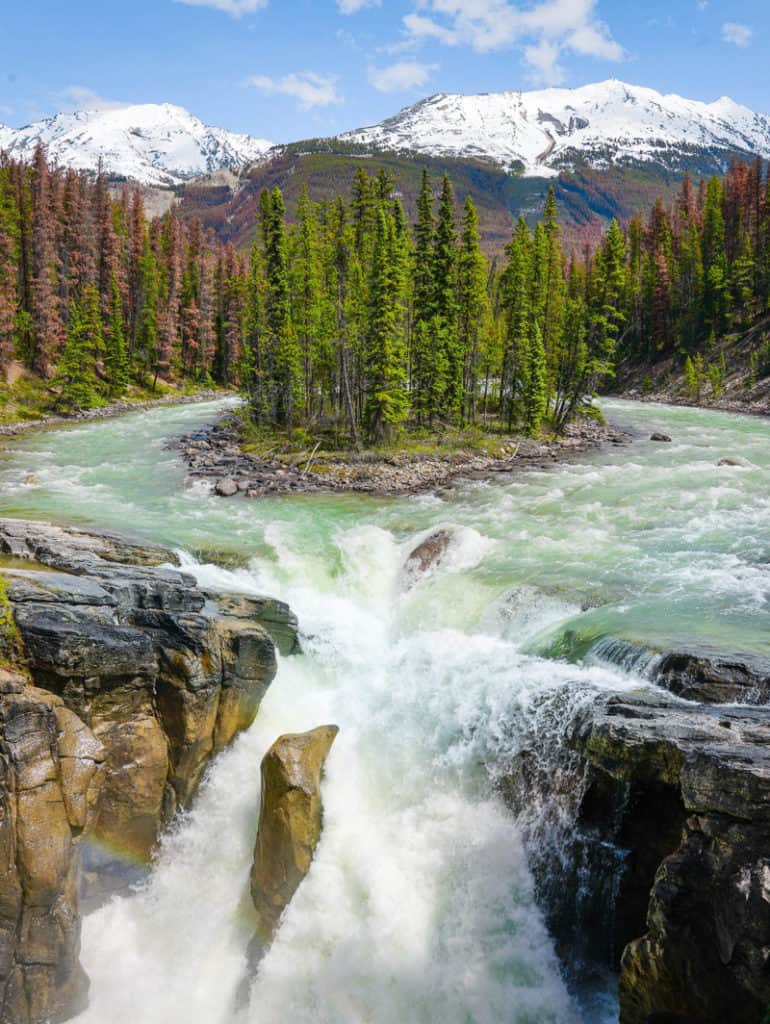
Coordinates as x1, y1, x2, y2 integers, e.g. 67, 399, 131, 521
702, 176, 729, 331
433, 174, 460, 420
264, 187, 301, 427
457, 195, 489, 424
411, 168, 437, 424
104, 274, 130, 397
55, 286, 103, 410
500, 217, 533, 430
364, 209, 408, 443
523, 321, 547, 436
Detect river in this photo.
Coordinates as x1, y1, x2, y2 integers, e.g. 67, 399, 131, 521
0, 397, 768, 1024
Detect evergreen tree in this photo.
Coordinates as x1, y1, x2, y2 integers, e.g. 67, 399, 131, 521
263, 187, 301, 427
500, 217, 533, 430
364, 209, 408, 443
433, 174, 460, 419
104, 273, 130, 397
55, 286, 103, 410
683, 354, 699, 399
523, 321, 547, 436
290, 186, 325, 419
136, 233, 159, 379
0, 208, 17, 368
457, 195, 489, 424
702, 176, 729, 331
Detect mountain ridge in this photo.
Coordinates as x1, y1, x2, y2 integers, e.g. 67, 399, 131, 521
2, 81, 769, 190
337, 79, 770, 177
0, 102, 273, 187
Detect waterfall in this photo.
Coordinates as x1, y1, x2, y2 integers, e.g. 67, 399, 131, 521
72, 524, 637, 1024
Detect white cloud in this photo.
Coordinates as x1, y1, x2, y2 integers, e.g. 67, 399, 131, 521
403, 0, 624, 85
368, 60, 438, 93
337, 0, 380, 12
58, 86, 131, 112
175, 0, 267, 17
721, 21, 752, 47
245, 71, 342, 109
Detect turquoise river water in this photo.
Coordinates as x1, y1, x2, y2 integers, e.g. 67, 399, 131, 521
0, 397, 768, 1024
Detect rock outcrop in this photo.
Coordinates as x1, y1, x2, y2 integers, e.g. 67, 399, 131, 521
654, 650, 770, 704
405, 530, 452, 576
0, 667, 104, 1024
0, 518, 298, 881
250, 725, 338, 950
568, 694, 770, 1024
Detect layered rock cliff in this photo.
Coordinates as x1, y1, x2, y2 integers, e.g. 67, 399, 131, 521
569, 693, 770, 1024
0, 517, 298, 1022
0, 666, 103, 1024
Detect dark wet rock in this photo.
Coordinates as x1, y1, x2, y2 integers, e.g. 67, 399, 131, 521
205, 592, 300, 656
650, 433, 672, 442
0, 517, 177, 571
655, 650, 770, 704
569, 695, 770, 1024
718, 457, 745, 467
587, 634, 770, 706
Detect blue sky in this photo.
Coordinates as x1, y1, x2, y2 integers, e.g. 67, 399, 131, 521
1, 1, 767, 141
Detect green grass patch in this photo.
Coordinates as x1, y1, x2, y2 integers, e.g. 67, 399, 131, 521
0, 573, 22, 669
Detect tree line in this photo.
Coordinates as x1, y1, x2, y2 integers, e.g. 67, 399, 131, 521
614, 160, 770, 388
240, 168, 623, 441
2, 145, 766, 438
0, 146, 244, 410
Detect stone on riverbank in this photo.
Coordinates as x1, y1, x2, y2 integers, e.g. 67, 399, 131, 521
214, 477, 238, 497
172, 415, 625, 500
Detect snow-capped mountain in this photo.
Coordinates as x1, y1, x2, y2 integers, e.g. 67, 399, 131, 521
338, 80, 770, 177
0, 104, 273, 187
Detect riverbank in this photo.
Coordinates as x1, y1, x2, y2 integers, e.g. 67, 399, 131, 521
173, 413, 630, 499
0, 388, 234, 437
620, 386, 770, 418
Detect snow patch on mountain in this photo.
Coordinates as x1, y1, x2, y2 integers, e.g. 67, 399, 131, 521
0, 104, 273, 187
338, 80, 770, 177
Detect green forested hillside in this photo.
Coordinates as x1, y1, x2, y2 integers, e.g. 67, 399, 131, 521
177, 150, 690, 258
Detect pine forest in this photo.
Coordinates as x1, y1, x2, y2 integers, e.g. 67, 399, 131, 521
1, 146, 769, 442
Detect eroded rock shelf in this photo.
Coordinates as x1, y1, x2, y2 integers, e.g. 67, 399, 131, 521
0, 517, 298, 1024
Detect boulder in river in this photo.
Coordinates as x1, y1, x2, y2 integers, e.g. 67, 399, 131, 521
214, 477, 238, 497
405, 529, 452, 576
650, 433, 672, 442
250, 725, 338, 949
655, 650, 770, 704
